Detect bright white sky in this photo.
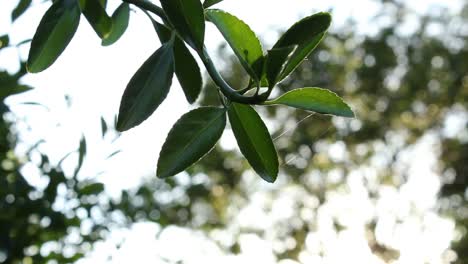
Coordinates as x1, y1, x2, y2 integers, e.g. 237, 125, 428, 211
0, 0, 464, 263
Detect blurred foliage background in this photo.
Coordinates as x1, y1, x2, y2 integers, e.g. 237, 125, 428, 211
1, 0, 467, 263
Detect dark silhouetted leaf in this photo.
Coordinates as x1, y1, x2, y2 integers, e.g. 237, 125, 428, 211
147, 18, 202, 103
173, 39, 202, 103
160, 0, 205, 50
0, 85, 32, 100
206, 9, 264, 81
74, 135, 86, 177
100, 117, 108, 138
116, 41, 175, 131
102, 3, 130, 46
78, 0, 113, 39
157, 107, 226, 178
0, 35, 9, 50
228, 103, 278, 182
27, 0, 81, 73
12, 0, 32, 22
265, 87, 355, 117
203, 0, 223, 8
265, 45, 297, 88
273, 12, 331, 82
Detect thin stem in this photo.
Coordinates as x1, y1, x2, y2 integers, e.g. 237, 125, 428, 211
122, 0, 168, 23
198, 47, 267, 104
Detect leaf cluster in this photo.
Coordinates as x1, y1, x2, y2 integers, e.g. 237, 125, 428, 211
26, 0, 354, 182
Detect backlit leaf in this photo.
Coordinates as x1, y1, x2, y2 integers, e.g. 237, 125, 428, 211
102, 3, 130, 46
265, 45, 297, 88
11, 0, 32, 22
206, 9, 264, 81
27, 0, 81, 73
265, 87, 355, 117
160, 0, 205, 51
78, 0, 113, 39
203, 0, 223, 9
116, 41, 175, 131
228, 103, 278, 182
147, 18, 202, 103
157, 107, 226, 178
273, 12, 331, 82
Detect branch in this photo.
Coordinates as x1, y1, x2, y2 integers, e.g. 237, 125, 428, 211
199, 48, 267, 104
122, 0, 168, 23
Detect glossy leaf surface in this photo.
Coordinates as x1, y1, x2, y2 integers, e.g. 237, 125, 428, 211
27, 0, 81, 73
206, 9, 264, 80
117, 42, 174, 131
78, 0, 113, 39
273, 12, 331, 81
157, 107, 226, 178
228, 103, 278, 182
265, 87, 354, 117
160, 0, 205, 50
102, 3, 130, 46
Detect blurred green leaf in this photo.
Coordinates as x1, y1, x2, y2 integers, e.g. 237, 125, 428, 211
160, 0, 205, 51
11, 0, 32, 22
74, 135, 87, 177
0, 35, 9, 49
228, 103, 278, 182
203, 0, 223, 9
206, 9, 264, 81
157, 107, 226, 178
27, 0, 81, 73
79, 183, 104, 195
100, 117, 108, 137
273, 12, 331, 82
117, 41, 175, 131
78, 0, 113, 39
265, 87, 354, 117
102, 3, 130, 46
0, 85, 32, 100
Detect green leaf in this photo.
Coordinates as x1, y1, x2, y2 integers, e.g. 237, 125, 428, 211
147, 18, 202, 104
203, 0, 223, 8
265, 45, 297, 88
0, 85, 33, 100
173, 39, 202, 103
146, 15, 172, 43
27, 0, 81, 73
160, 0, 205, 51
117, 41, 175, 131
273, 12, 331, 82
265, 87, 355, 117
206, 9, 264, 81
0, 35, 9, 50
12, 0, 32, 22
100, 117, 108, 138
102, 3, 130, 46
79, 182, 104, 195
74, 135, 86, 177
157, 107, 226, 178
228, 103, 278, 182
78, 0, 113, 39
